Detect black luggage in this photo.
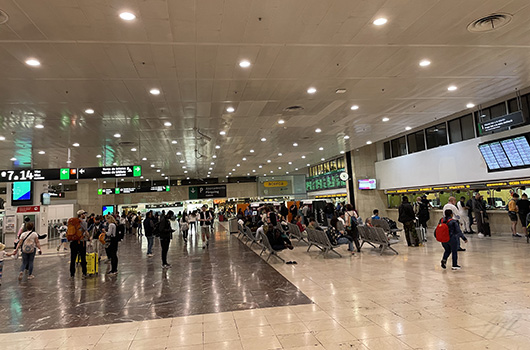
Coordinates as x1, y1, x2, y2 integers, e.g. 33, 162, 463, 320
482, 212, 491, 236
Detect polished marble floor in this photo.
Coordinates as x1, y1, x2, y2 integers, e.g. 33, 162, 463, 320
2, 224, 530, 349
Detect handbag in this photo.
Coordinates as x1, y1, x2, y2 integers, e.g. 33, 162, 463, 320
181, 222, 189, 231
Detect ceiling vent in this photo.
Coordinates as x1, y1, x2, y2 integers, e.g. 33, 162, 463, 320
0, 10, 8, 25
283, 105, 304, 112
467, 13, 513, 33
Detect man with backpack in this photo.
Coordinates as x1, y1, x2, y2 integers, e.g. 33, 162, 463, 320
399, 197, 419, 247
68, 210, 91, 278
437, 209, 467, 270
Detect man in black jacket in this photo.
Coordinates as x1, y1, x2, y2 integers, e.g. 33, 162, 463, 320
158, 210, 174, 268
399, 197, 419, 246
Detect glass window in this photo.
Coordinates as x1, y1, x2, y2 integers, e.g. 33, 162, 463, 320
449, 119, 462, 143
426, 123, 448, 149
391, 136, 407, 157
384, 141, 391, 160
407, 131, 425, 153
460, 114, 475, 140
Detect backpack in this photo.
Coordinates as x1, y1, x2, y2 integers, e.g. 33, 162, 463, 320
21, 231, 36, 253
66, 217, 83, 241
434, 218, 452, 243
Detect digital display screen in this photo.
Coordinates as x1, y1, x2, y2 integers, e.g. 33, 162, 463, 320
358, 179, 377, 190
103, 205, 114, 215
479, 133, 530, 172
41, 193, 51, 205
12, 181, 33, 205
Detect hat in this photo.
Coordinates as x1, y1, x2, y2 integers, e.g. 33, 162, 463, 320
0, 243, 5, 251
77, 209, 87, 215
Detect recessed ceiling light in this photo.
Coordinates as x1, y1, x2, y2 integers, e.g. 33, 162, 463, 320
270, 170, 273, 173
0, 136, 5, 141
131, 148, 137, 151
447, 85, 457, 91
176, 152, 182, 156
247, 173, 250, 176
340, 151, 345, 154
466, 103, 475, 108
295, 168, 299, 171
306, 163, 310, 166
301, 155, 306, 159
344, 135, 350, 140
319, 147, 324, 151
236, 164, 241, 167
119, 12, 136, 21
25, 58, 40, 66
150, 164, 155, 167
307, 87, 317, 94
114, 133, 121, 138
373, 18, 388, 26
149, 88, 160, 95
293, 143, 298, 147
207, 174, 211, 177
75, 180, 79, 183
184, 171, 188, 174
382, 117, 390, 122
210, 162, 215, 165
112, 162, 117, 166
261, 138, 267, 142
35, 124, 44, 129
239, 60, 251, 68
220, 131, 226, 136
146, 178, 149, 181
232, 168, 236, 171
252, 169, 256, 172
186, 176, 189, 179
419, 60, 431, 67
72, 143, 80, 147
182, 166, 186, 169
278, 166, 282, 170
156, 169, 161, 172
405, 126, 412, 131
85, 108, 95, 114
366, 141, 373, 145
161, 174, 165, 177
259, 165, 263, 168
267, 160, 271, 163
286, 171, 290, 174
288, 161, 292, 165
165, 177, 168, 180
142, 157, 147, 161
140, 176, 144, 179
213, 155, 217, 158
321, 158, 325, 161
278, 153, 282, 156
278, 119, 285, 124
350, 105, 359, 110
10, 157, 16, 161
336, 89, 347, 94
208, 167, 212, 170
164, 122, 172, 127
96, 154, 102, 158
226, 107, 235, 113
171, 140, 178, 144
38, 151, 45, 155
179, 160, 185, 163
250, 149, 254, 153
215, 145, 220, 149
315, 128, 322, 133
242, 157, 246, 161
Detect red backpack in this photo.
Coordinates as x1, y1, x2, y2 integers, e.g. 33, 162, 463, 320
434, 218, 452, 243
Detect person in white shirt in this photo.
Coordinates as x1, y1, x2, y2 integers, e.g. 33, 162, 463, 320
443, 197, 466, 252
13, 222, 42, 280
457, 196, 471, 233
56, 221, 68, 251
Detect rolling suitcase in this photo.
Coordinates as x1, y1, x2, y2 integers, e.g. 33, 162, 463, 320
415, 220, 427, 242
482, 212, 491, 237
86, 252, 99, 275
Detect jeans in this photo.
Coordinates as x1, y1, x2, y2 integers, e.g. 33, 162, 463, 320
20, 251, 36, 275
0, 260, 3, 279
337, 237, 354, 251
146, 236, 154, 254
108, 238, 119, 273
442, 236, 459, 267
189, 221, 196, 233
160, 238, 170, 265
70, 241, 87, 276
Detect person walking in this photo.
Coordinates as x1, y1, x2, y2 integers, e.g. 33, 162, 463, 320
69, 210, 91, 278
13, 222, 42, 280
344, 204, 361, 252
189, 211, 197, 234
143, 211, 155, 257
180, 211, 190, 243
56, 220, 68, 251
457, 196, 471, 234
158, 210, 174, 268
517, 193, 530, 236
443, 197, 466, 252
399, 197, 419, 246
472, 193, 487, 236
105, 215, 119, 275
199, 205, 213, 249
439, 209, 468, 270
508, 193, 521, 237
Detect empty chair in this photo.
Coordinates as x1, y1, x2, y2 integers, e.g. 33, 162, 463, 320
257, 231, 285, 263
287, 222, 308, 244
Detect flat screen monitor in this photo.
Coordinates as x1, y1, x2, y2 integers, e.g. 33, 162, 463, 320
478, 133, 530, 172
102, 205, 114, 216
358, 179, 377, 190
41, 193, 51, 205
12, 181, 33, 206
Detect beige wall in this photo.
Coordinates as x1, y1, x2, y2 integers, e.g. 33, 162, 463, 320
350, 145, 388, 221
54, 182, 258, 215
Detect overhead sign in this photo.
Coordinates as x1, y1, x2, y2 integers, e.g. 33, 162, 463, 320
263, 181, 289, 188
0, 168, 66, 182
17, 205, 40, 213
189, 185, 227, 199
78, 165, 142, 179
98, 185, 170, 195
480, 111, 524, 134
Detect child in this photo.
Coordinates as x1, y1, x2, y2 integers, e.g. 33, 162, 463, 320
0, 243, 13, 285
56, 221, 68, 251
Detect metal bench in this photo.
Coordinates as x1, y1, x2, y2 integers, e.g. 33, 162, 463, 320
306, 227, 343, 258
241, 225, 261, 249
257, 231, 285, 263
358, 225, 399, 255
286, 222, 308, 244
372, 219, 401, 237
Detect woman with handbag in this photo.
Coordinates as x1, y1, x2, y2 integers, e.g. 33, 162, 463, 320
13, 222, 42, 280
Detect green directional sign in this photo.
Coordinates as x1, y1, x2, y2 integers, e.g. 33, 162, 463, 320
133, 165, 142, 177
115, 188, 120, 194
60, 168, 70, 180
98, 189, 103, 195
166, 186, 170, 192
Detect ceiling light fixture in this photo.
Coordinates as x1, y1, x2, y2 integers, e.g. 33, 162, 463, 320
261, 138, 266, 142
176, 152, 182, 155
112, 162, 117, 166
85, 108, 95, 114
213, 155, 217, 158
250, 149, 254, 153
293, 143, 298, 147
267, 160, 271, 163
179, 160, 184, 163
350, 105, 359, 110
0, 136, 5, 141
373, 18, 388, 25
467, 103, 475, 108
419, 60, 431, 67
171, 140, 177, 144
35, 124, 44, 129
301, 155, 306, 159
142, 157, 147, 161
114, 133, 121, 138
38, 151, 45, 155
278, 119, 285, 124
319, 147, 324, 151
226, 107, 235, 113
288, 161, 292, 165
215, 145, 220, 149
315, 128, 322, 133
72, 143, 80, 147
405, 126, 412, 131
340, 151, 345, 154
219, 131, 226, 136
242, 157, 246, 161
150, 164, 155, 167
96, 154, 102, 158
239, 60, 251, 68
447, 85, 457, 91
382, 117, 390, 122
149, 88, 160, 95
164, 122, 172, 126
10, 157, 17, 161
25, 59, 41, 66
321, 158, 325, 161
131, 148, 137, 151
119, 12, 136, 21
278, 153, 282, 156
366, 141, 373, 145
344, 135, 350, 140
307, 87, 317, 94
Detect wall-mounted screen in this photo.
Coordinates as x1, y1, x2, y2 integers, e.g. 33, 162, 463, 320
478, 133, 530, 172
41, 193, 51, 205
102, 205, 114, 216
12, 181, 33, 206
358, 179, 377, 190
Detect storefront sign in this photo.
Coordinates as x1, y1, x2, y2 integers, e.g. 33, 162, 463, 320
189, 185, 227, 199
263, 181, 289, 188
17, 206, 40, 213
480, 111, 524, 134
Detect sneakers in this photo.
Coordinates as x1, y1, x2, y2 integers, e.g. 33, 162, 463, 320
458, 248, 466, 252
441, 260, 446, 269
513, 233, 522, 237
452, 265, 462, 270
57, 246, 60, 251
162, 264, 171, 269
28, 275, 35, 280
147, 254, 153, 257
18, 272, 24, 281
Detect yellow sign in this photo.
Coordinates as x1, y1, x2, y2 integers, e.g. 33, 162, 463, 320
315, 194, 347, 199
486, 182, 507, 187
263, 181, 289, 188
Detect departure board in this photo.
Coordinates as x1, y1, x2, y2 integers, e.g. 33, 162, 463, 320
478, 133, 530, 172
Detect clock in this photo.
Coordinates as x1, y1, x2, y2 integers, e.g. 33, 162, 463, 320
339, 172, 349, 181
